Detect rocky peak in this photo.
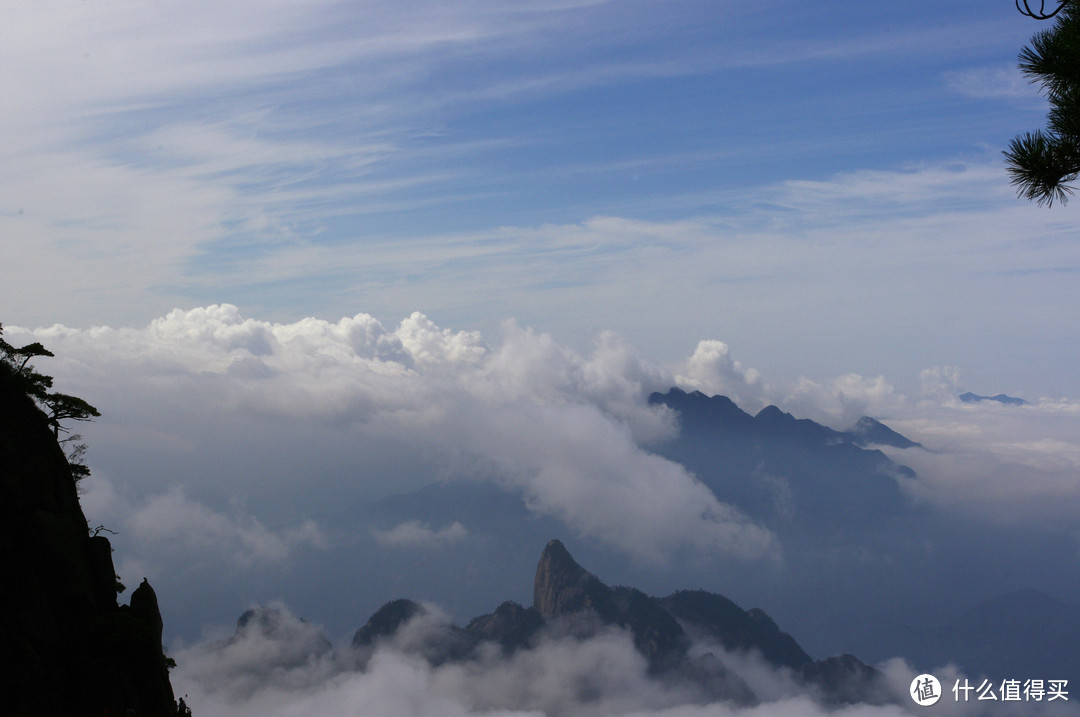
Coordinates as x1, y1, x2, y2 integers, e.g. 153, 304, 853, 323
533, 540, 688, 669
131, 578, 165, 639
464, 601, 544, 652
533, 539, 613, 619
648, 388, 755, 434
352, 598, 476, 665
352, 598, 425, 648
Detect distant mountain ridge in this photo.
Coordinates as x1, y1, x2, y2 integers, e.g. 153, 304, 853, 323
959, 391, 1028, 406
309, 386, 1078, 686
307, 386, 929, 664
647, 388, 918, 527
650, 387, 921, 449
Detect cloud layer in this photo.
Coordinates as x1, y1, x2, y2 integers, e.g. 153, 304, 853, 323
170, 603, 1080, 717
19, 305, 775, 566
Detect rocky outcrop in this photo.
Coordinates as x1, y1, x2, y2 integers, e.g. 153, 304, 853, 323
800, 654, 888, 704
351, 598, 426, 648
464, 601, 543, 653
352, 598, 476, 664
0, 364, 184, 716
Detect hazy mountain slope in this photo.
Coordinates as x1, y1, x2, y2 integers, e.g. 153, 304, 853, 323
647, 388, 916, 528
310, 387, 1079, 687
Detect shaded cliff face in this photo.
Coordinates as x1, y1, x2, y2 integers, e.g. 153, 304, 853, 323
533, 538, 614, 620
658, 590, 811, 669
0, 364, 183, 716
464, 600, 544, 653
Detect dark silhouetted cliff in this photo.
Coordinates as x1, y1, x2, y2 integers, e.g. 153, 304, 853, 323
0, 360, 185, 716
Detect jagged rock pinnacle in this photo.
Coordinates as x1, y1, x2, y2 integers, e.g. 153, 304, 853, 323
533, 539, 611, 619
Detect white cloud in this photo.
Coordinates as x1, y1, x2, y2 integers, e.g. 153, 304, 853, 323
782, 374, 901, 429
675, 340, 766, 412
169, 605, 1080, 717
129, 487, 327, 567
919, 366, 964, 402
776, 162, 1012, 211
446, 397, 777, 564
19, 304, 1080, 557
373, 521, 468, 548
14, 306, 775, 566
944, 65, 1031, 99
174, 602, 341, 700
882, 398, 1080, 525
82, 475, 326, 570
18, 305, 1080, 541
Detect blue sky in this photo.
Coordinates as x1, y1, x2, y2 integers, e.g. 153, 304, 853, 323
3, 0, 1079, 397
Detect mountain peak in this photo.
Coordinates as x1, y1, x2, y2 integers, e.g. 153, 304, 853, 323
648, 387, 755, 434
533, 539, 612, 619
352, 598, 424, 647
754, 404, 789, 420
847, 416, 921, 449
539, 538, 575, 568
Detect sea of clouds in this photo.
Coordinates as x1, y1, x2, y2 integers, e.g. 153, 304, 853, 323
16, 304, 1076, 544
27, 304, 779, 564
8, 306, 1080, 715
165, 603, 1078, 717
